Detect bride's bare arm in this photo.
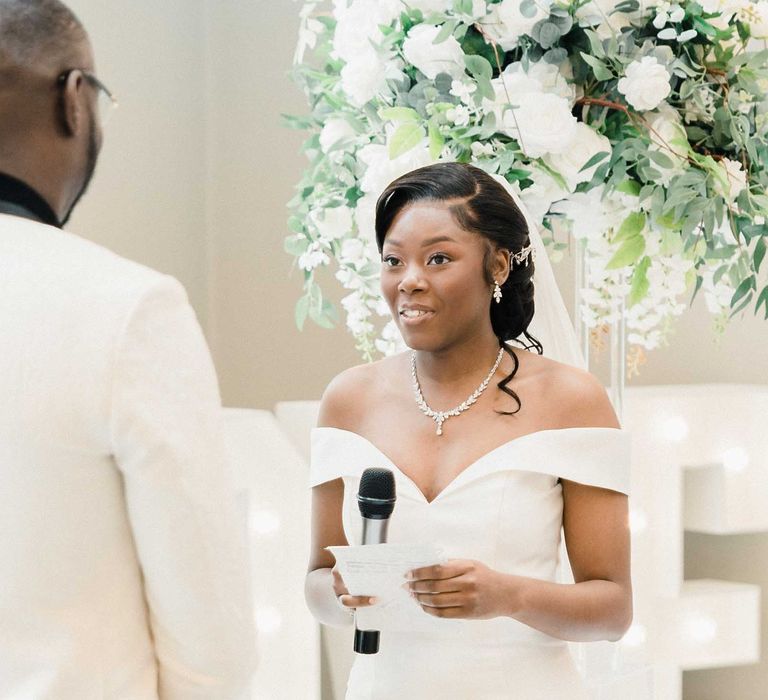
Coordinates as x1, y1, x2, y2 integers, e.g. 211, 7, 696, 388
305, 370, 377, 626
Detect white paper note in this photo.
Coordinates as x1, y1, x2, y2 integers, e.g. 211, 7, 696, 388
328, 543, 446, 631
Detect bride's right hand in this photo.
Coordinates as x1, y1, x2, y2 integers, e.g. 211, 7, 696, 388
332, 567, 378, 610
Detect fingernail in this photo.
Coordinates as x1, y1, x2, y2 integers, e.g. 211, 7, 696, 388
369, 596, 379, 605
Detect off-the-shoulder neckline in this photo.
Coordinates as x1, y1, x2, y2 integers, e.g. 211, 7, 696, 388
313, 426, 627, 505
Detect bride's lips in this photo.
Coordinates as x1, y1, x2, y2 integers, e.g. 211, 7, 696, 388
398, 305, 435, 326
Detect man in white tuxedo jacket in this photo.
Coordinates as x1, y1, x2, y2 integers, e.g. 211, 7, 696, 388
0, 1, 256, 698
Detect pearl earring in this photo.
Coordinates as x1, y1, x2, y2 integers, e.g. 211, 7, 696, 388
493, 281, 502, 304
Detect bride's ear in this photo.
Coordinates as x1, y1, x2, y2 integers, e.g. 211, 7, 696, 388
489, 247, 511, 286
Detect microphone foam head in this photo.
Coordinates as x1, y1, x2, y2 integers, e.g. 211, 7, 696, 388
358, 468, 396, 518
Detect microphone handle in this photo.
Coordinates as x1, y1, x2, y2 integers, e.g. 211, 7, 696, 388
354, 515, 390, 654
361, 516, 390, 545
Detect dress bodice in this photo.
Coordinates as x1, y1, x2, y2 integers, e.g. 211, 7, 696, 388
309, 426, 632, 699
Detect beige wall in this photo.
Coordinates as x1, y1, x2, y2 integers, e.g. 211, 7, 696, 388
61, 2, 767, 698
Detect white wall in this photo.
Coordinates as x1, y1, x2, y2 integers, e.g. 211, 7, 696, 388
59, 2, 767, 698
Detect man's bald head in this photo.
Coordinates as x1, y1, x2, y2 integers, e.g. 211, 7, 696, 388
0, 0, 100, 225
0, 0, 87, 75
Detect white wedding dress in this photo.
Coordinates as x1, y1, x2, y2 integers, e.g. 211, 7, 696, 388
310, 425, 632, 700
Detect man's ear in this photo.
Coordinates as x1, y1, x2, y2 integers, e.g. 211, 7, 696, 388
58, 70, 84, 137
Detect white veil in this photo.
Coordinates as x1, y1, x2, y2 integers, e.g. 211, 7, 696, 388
492, 175, 587, 372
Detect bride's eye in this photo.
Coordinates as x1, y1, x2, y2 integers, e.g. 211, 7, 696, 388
428, 253, 451, 265
382, 255, 401, 267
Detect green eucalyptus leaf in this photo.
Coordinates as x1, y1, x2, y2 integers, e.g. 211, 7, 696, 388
730, 275, 756, 309
754, 237, 767, 274
389, 122, 425, 158
295, 295, 310, 330
613, 212, 646, 243
285, 235, 309, 256
380, 106, 420, 122
434, 20, 459, 44
628, 256, 652, 307
579, 52, 613, 81
520, 0, 538, 18
428, 120, 445, 159
464, 54, 493, 81
606, 234, 646, 269
579, 150, 610, 173
756, 285, 768, 319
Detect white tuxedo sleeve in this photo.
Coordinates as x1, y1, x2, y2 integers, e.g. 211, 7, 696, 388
109, 276, 256, 699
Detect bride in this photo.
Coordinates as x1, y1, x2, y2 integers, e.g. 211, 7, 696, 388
305, 162, 633, 699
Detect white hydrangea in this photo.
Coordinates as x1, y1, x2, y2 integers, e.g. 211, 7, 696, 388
375, 320, 408, 356
514, 165, 570, 224
332, 0, 397, 62
298, 242, 331, 271
544, 122, 611, 191
617, 56, 672, 111
742, 1, 768, 38
319, 119, 356, 153
340, 48, 404, 107
402, 24, 466, 79
402, 0, 454, 13
311, 205, 354, 242
549, 185, 626, 241
340, 291, 376, 336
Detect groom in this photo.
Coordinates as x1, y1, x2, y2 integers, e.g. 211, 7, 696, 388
0, 1, 255, 698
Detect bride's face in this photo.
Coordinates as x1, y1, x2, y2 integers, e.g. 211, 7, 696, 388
380, 201, 507, 352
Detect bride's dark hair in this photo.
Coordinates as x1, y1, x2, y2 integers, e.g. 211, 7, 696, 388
374, 162, 543, 414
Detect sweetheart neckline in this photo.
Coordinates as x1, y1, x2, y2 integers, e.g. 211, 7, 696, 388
314, 425, 625, 505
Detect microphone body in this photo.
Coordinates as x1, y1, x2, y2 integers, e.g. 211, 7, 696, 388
354, 468, 396, 655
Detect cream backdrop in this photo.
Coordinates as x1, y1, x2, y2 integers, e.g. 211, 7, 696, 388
61, 1, 767, 698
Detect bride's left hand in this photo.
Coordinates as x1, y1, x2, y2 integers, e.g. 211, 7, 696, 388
405, 560, 524, 620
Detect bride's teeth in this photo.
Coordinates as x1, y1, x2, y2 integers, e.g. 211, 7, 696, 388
402, 309, 427, 318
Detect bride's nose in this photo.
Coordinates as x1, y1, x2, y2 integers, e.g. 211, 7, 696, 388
398, 263, 428, 295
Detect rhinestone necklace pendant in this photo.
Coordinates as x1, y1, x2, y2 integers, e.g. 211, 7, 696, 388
411, 347, 505, 437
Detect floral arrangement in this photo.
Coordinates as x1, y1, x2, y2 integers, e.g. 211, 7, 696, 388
286, 0, 768, 370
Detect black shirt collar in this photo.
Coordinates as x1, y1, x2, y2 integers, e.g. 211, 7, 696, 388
0, 172, 61, 228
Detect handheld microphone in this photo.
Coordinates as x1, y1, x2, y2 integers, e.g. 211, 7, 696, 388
354, 467, 396, 655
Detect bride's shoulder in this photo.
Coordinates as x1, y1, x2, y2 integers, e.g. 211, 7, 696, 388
317, 353, 408, 431
519, 350, 620, 429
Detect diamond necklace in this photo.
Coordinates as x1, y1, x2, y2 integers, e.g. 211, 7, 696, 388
411, 346, 505, 436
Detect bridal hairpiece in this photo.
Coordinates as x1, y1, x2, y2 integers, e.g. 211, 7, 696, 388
511, 241, 535, 266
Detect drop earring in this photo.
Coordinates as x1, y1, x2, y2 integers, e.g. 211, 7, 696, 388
493, 281, 502, 304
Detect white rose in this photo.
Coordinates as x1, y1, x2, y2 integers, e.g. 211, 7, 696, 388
617, 56, 672, 111
340, 48, 390, 106
319, 119, 356, 153
499, 91, 579, 158
717, 158, 748, 202
402, 24, 466, 79
312, 205, 354, 242
543, 122, 611, 191
480, 0, 553, 51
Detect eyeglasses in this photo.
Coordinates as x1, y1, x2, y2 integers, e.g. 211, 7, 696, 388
57, 68, 119, 127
